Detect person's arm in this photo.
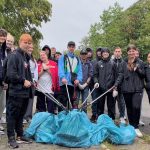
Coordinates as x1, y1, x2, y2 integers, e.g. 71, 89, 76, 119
7, 54, 25, 84
114, 63, 123, 88
93, 62, 99, 84
58, 55, 66, 81
33, 60, 39, 82
134, 61, 145, 78
77, 59, 83, 82
86, 63, 93, 84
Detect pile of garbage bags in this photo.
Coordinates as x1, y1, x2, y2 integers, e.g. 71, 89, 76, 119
24, 110, 136, 148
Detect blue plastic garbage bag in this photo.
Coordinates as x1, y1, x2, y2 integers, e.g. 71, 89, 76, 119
34, 111, 67, 143
24, 111, 136, 147
96, 114, 136, 145
24, 112, 50, 138
24, 111, 67, 143
117, 123, 136, 145
55, 109, 92, 148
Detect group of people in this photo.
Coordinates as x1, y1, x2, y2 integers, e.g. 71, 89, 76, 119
0, 28, 150, 149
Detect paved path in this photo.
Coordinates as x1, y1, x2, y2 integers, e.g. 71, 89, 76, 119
0, 91, 150, 150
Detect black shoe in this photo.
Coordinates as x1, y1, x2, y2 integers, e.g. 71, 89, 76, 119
90, 115, 97, 123
16, 136, 33, 144
8, 137, 19, 149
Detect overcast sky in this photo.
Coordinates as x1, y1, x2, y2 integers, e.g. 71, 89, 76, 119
40, 0, 138, 52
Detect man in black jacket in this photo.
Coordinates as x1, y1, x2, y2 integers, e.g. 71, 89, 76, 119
90, 47, 101, 122
112, 47, 126, 123
6, 34, 33, 148
94, 48, 122, 120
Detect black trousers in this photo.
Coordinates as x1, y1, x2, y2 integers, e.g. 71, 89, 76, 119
97, 89, 116, 120
123, 93, 142, 129
36, 91, 55, 114
58, 85, 74, 112
6, 96, 29, 138
146, 90, 150, 104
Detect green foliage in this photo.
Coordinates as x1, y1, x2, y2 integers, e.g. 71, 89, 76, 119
81, 0, 150, 60
0, 0, 52, 58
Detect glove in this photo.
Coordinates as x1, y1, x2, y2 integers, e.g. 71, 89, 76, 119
112, 89, 118, 98
94, 83, 99, 89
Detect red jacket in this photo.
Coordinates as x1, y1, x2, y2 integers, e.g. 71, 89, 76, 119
38, 60, 60, 92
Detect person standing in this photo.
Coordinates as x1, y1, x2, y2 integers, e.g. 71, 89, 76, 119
36, 51, 59, 113
90, 47, 102, 122
58, 41, 82, 111
0, 28, 7, 135
77, 49, 93, 112
24, 43, 38, 122
51, 47, 57, 59
112, 47, 126, 123
6, 34, 33, 148
145, 52, 150, 105
94, 48, 122, 120
121, 45, 145, 138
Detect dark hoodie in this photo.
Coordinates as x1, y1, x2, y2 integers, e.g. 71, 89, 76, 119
42, 45, 51, 59
94, 48, 122, 91
90, 48, 102, 86
0, 41, 11, 85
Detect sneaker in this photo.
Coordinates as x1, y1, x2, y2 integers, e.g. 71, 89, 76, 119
16, 136, 33, 144
139, 120, 145, 126
90, 115, 97, 123
8, 137, 19, 149
120, 117, 126, 124
0, 130, 5, 135
1, 117, 6, 124
23, 119, 27, 124
0, 124, 4, 131
135, 129, 143, 138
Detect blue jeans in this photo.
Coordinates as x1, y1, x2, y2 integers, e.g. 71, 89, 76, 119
77, 87, 89, 113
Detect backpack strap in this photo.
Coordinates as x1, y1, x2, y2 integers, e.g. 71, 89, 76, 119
64, 54, 79, 73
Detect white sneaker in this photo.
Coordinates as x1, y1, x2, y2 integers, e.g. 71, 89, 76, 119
139, 120, 145, 126
0, 130, 5, 135
120, 117, 126, 124
1, 117, 6, 124
135, 129, 143, 138
0, 124, 4, 131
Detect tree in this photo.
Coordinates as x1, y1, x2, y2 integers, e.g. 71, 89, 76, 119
0, 0, 52, 58
80, 0, 150, 60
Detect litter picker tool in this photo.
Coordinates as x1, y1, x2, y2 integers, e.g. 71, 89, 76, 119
81, 86, 114, 110
79, 86, 96, 110
65, 83, 73, 110
32, 82, 67, 111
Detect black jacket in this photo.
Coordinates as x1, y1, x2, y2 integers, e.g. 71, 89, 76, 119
112, 57, 124, 89
0, 42, 8, 85
145, 63, 150, 90
121, 58, 145, 93
7, 48, 33, 98
94, 58, 122, 91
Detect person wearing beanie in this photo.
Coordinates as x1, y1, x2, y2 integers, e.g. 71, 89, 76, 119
6, 33, 33, 148
121, 45, 145, 138
93, 47, 122, 120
